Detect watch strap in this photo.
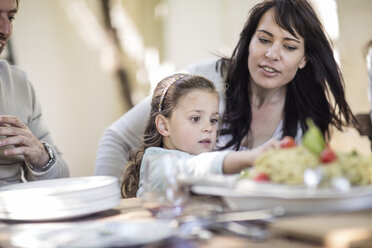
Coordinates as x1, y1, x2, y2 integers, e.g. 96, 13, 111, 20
28, 142, 56, 173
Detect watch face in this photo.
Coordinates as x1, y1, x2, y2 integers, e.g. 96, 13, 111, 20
43, 142, 55, 161
28, 142, 56, 173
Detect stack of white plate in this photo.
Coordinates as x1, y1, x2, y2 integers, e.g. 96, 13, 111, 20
0, 176, 121, 221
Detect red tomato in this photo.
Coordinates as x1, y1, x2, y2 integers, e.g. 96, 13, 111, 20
280, 136, 296, 148
253, 173, 270, 182
320, 145, 337, 163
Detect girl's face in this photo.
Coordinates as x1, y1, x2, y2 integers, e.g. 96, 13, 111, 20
162, 89, 219, 155
248, 8, 307, 90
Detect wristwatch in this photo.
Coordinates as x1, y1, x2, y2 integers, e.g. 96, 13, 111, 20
30, 142, 56, 172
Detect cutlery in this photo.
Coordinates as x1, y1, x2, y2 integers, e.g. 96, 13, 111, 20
177, 207, 285, 240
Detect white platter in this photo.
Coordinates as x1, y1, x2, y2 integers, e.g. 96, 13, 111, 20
0, 176, 121, 221
10, 220, 175, 248
191, 179, 372, 214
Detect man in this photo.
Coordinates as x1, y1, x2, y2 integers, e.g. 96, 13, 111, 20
0, 0, 69, 184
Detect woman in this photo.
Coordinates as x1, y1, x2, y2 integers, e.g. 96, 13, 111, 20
218, 0, 355, 151
95, 0, 356, 184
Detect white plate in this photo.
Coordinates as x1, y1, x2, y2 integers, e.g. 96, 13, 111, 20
0, 194, 120, 220
178, 174, 238, 188
0, 176, 117, 196
0, 190, 119, 211
10, 220, 175, 248
0, 176, 121, 221
191, 178, 372, 214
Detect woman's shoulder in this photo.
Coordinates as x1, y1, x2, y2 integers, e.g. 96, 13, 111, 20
179, 58, 227, 89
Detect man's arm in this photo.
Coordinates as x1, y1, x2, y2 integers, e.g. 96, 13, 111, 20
21, 80, 69, 180
0, 76, 69, 180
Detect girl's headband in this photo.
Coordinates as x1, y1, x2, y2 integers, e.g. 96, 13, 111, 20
158, 74, 187, 112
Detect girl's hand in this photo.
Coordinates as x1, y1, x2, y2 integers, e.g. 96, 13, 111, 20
250, 138, 280, 164
261, 138, 280, 151
223, 138, 279, 174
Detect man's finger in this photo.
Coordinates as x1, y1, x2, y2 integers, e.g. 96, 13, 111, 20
0, 135, 30, 147
3, 146, 28, 156
0, 115, 27, 128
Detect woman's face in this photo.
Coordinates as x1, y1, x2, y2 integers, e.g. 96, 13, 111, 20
248, 8, 307, 90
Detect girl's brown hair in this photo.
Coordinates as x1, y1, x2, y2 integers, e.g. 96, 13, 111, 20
121, 73, 217, 198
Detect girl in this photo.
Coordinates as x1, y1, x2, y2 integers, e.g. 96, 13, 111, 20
121, 74, 277, 198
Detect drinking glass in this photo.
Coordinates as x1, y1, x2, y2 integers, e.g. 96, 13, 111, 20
141, 153, 188, 219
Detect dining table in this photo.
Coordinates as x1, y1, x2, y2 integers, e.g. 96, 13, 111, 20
0, 194, 371, 248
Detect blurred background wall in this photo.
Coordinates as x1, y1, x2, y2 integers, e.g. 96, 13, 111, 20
9, 0, 372, 177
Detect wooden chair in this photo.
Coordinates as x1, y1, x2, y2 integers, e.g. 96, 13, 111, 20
355, 113, 372, 149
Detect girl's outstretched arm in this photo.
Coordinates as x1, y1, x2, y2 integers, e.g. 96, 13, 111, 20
222, 139, 279, 174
